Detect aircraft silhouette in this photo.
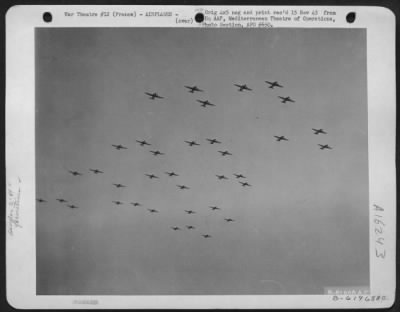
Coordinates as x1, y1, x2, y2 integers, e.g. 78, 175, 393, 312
150, 150, 164, 156
209, 206, 221, 210
112, 144, 127, 150
171, 226, 181, 231
165, 171, 179, 177
274, 135, 289, 142
239, 182, 251, 187
197, 99, 215, 107
202, 234, 212, 238
278, 96, 295, 103
90, 168, 103, 174
131, 202, 141, 207
113, 183, 126, 188
68, 204, 78, 209
234, 83, 252, 91
177, 185, 189, 190
218, 150, 232, 156
148, 209, 159, 213
112, 201, 123, 205
318, 144, 333, 150
224, 218, 235, 222
185, 140, 200, 146
234, 174, 246, 179
56, 198, 67, 203
312, 128, 327, 135
186, 225, 196, 230
37, 198, 47, 203
136, 139, 151, 146
145, 174, 159, 179
185, 85, 203, 93
216, 175, 228, 180
145, 92, 164, 100
185, 210, 196, 214
68, 170, 82, 176
265, 81, 283, 89
206, 138, 221, 144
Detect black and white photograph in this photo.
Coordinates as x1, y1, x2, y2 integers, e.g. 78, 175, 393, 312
6, 5, 396, 309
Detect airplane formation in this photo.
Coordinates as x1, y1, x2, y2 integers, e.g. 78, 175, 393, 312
37, 80, 333, 239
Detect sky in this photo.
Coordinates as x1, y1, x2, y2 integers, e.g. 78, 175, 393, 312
36, 27, 369, 295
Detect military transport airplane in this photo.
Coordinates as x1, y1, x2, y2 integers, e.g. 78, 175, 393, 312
186, 225, 196, 230
185, 210, 196, 214
224, 218, 235, 222
37, 198, 47, 203
274, 135, 289, 142
148, 209, 159, 213
113, 183, 126, 188
278, 96, 295, 103
265, 81, 283, 89
136, 140, 151, 146
171, 226, 181, 231
68, 204, 78, 209
90, 169, 103, 174
150, 150, 165, 156
145, 92, 164, 100
197, 100, 215, 107
234, 84, 252, 91
165, 171, 179, 177
218, 150, 232, 156
234, 174, 246, 179
68, 170, 82, 176
112, 144, 127, 150
177, 185, 189, 190
185, 85, 203, 93
318, 144, 333, 150
56, 198, 67, 203
239, 182, 251, 187
185, 140, 200, 146
145, 174, 159, 179
209, 206, 221, 211
206, 138, 221, 144
112, 201, 123, 205
216, 175, 228, 180
202, 234, 212, 238
312, 128, 327, 135
131, 202, 141, 207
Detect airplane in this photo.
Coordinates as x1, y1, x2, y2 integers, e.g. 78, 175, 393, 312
224, 218, 235, 222
136, 140, 151, 146
185, 210, 196, 214
201, 234, 212, 238
112, 201, 123, 205
56, 198, 67, 203
318, 144, 333, 150
148, 209, 159, 213
145, 92, 164, 100
185, 140, 200, 146
165, 171, 179, 177
113, 183, 126, 188
185, 85, 203, 93
278, 96, 295, 103
239, 182, 251, 187
218, 150, 232, 156
265, 81, 283, 89
177, 185, 189, 190
131, 202, 141, 207
216, 175, 228, 180
68, 170, 82, 176
197, 99, 215, 107
171, 226, 181, 231
234, 174, 246, 179
234, 84, 252, 92
90, 169, 103, 174
274, 135, 289, 142
112, 144, 127, 150
67, 204, 78, 209
312, 128, 327, 135
186, 225, 196, 230
37, 198, 47, 203
150, 150, 165, 156
206, 138, 221, 144
209, 206, 221, 211
145, 174, 159, 179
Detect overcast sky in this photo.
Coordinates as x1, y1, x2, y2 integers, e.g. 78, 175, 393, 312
36, 27, 369, 295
